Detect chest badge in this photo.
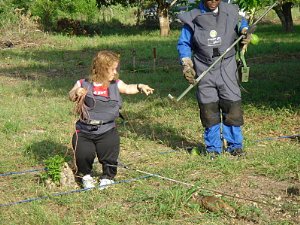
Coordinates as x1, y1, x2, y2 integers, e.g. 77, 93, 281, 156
210, 30, 217, 38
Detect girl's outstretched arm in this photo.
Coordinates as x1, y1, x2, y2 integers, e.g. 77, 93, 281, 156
118, 80, 154, 96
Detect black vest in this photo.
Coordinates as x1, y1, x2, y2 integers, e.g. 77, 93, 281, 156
76, 80, 122, 134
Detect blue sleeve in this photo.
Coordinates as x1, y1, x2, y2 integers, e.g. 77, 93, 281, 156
177, 24, 193, 61
239, 17, 248, 33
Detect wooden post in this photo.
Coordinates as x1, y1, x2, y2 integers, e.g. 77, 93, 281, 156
153, 47, 156, 72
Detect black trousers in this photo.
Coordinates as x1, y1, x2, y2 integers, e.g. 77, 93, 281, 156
72, 127, 120, 179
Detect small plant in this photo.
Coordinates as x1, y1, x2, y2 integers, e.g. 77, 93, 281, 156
236, 204, 263, 223
2, 120, 20, 135
41, 155, 65, 184
152, 186, 193, 218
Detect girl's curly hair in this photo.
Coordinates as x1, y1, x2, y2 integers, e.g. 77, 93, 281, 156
90, 50, 120, 87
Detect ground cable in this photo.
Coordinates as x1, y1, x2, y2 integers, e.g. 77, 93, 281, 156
254, 134, 299, 142
0, 168, 46, 177
0, 175, 153, 207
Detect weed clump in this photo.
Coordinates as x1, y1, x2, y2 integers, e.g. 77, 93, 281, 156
0, 8, 47, 49
40, 155, 77, 189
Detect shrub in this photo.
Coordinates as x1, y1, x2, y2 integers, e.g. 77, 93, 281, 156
0, 4, 44, 48
0, 1, 19, 28
56, 18, 87, 35
30, 0, 58, 30
56, 0, 98, 22
10, 0, 34, 11
30, 0, 98, 30
41, 155, 65, 184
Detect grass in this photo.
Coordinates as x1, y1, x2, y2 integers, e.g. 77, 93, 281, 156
0, 21, 300, 224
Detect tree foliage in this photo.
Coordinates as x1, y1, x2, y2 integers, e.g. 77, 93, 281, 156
234, 0, 298, 32
29, 0, 99, 30
96, 0, 138, 7
234, 0, 262, 12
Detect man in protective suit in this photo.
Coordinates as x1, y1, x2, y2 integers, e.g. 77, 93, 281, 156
177, 0, 251, 158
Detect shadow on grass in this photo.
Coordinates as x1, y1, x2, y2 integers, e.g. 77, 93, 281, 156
117, 97, 206, 151
25, 140, 71, 163
119, 114, 205, 152
52, 18, 183, 37
0, 37, 179, 81
255, 24, 300, 35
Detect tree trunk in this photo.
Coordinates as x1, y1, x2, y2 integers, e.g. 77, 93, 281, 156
157, 1, 170, 36
135, 0, 143, 26
274, 5, 285, 26
273, 2, 294, 33
282, 2, 294, 32
136, 7, 141, 26
158, 15, 170, 36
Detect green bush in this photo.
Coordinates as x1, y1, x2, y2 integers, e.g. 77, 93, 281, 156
0, 1, 19, 28
30, 0, 98, 30
11, 0, 34, 11
57, 0, 98, 22
30, 0, 58, 30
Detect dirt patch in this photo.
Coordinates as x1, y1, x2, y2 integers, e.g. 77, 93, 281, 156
220, 173, 300, 224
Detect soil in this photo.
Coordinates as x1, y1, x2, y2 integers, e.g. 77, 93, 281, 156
219, 173, 300, 224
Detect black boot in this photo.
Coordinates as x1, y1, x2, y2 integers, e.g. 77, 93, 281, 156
230, 148, 245, 157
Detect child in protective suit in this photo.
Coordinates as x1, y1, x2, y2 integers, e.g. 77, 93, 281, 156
69, 50, 154, 188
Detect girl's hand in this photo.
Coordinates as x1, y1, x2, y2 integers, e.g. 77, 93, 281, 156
76, 87, 87, 97
138, 84, 154, 96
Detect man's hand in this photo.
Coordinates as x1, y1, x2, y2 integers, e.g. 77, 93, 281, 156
240, 28, 252, 53
241, 27, 252, 45
241, 34, 252, 45
181, 57, 196, 84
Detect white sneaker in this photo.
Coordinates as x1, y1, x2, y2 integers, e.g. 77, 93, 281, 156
99, 178, 114, 190
82, 174, 96, 189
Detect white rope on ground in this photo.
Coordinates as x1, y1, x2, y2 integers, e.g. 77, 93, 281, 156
109, 163, 277, 207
